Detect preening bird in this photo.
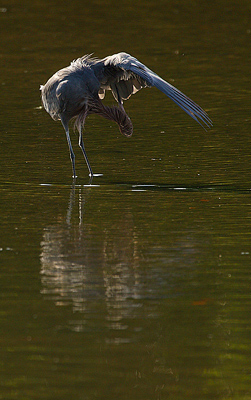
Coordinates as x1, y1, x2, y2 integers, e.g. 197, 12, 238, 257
40, 52, 212, 178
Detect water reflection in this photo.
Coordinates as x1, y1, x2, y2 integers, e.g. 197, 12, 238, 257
40, 184, 142, 335
40, 184, 206, 338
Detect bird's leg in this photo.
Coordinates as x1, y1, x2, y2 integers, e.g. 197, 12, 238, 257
60, 116, 77, 178
78, 126, 93, 178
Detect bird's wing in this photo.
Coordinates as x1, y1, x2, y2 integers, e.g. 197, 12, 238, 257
98, 54, 148, 102
101, 52, 212, 129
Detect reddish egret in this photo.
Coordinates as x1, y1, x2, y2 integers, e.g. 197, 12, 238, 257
40, 52, 212, 178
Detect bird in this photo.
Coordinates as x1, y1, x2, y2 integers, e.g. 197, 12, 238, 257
40, 52, 212, 178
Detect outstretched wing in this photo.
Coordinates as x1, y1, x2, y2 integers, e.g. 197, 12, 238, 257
100, 52, 212, 129
97, 53, 149, 102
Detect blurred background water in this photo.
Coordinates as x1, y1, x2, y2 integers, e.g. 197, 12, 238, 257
1, 0, 251, 399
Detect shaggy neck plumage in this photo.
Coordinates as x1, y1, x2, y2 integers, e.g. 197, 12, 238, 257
74, 99, 133, 137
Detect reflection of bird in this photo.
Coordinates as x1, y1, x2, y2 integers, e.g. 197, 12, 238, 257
40, 52, 212, 178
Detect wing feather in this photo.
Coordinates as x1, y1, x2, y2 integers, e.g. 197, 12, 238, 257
102, 52, 212, 129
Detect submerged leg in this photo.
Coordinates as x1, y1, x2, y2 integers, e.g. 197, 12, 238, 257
60, 115, 76, 178
78, 126, 93, 177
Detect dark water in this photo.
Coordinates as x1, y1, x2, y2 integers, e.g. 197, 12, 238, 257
1, 0, 251, 399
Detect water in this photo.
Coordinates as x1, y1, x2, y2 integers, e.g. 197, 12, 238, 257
1, 0, 251, 399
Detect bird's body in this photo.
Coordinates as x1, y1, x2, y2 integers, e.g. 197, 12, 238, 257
40, 52, 212, 178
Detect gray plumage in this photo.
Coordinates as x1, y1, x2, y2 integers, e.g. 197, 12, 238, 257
40, 52, 212, 178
